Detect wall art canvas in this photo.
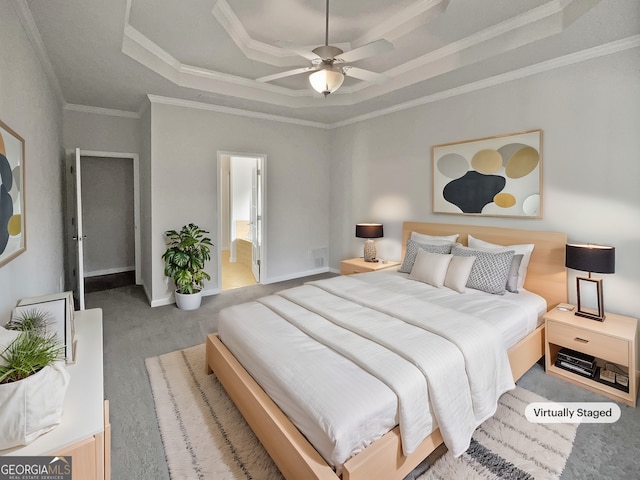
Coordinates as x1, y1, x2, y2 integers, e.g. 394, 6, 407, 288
0, 120, 26, 267
432, 130, 542, 218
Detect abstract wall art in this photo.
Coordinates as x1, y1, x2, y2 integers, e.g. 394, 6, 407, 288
0, 120, 26, 267
432, 130, 542, 218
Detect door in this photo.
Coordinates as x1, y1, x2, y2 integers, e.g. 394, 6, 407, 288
64, 148, 86, 310
250, 160, 261, 281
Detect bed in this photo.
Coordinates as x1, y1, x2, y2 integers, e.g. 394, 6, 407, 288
205, 222, 567, 480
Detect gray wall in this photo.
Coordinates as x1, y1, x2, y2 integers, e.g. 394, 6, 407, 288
139, 104, 152, 300
329, 48, 640, 318
80, 156, 135, 276
63, 109, 141, 154
149, 102, 330, 306
0, 2, 64, 320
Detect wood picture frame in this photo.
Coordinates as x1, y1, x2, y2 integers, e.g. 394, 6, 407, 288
0, 119, 26, 267
432, 129, 542, 218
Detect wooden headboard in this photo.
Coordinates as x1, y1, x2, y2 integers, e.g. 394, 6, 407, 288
402, 222, 567, 309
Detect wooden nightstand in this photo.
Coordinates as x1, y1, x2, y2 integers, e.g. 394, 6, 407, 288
544, 306, 638, 407
340, 258, 400, 275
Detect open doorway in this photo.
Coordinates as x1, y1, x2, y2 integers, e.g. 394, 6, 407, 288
64, 149, 141, 308
217, 152, 265, 291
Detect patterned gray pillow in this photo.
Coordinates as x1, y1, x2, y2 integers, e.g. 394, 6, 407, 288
399, 239, 454, 273
451, 245, 515, 295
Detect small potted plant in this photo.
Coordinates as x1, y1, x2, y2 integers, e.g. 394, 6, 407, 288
162, 223, 214, 310
0, 309, 69, 449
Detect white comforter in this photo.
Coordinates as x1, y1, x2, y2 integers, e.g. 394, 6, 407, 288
218, 273, 518, 471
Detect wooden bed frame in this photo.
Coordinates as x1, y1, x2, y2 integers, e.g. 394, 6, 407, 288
206, 222, 567, 480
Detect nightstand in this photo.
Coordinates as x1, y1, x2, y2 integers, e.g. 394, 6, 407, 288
340, 258, 400, 275
544, 306, 638, 407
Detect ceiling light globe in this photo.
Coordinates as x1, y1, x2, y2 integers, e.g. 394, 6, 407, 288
309, 69, 344, 96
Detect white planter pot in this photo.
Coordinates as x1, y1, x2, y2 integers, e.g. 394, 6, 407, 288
0, 361, 70, 449
174, 290, 203, 310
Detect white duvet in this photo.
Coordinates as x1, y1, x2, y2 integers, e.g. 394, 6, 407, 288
218, 272, 540, 472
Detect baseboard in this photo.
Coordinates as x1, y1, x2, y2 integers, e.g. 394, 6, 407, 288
150, 286, 221, 307
84, 266, 135, 278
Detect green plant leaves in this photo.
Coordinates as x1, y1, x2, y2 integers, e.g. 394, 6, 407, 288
0, 332, 64, 383
162, 224, 214, 295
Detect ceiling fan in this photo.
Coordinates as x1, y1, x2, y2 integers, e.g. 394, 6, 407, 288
256, 0, 394, 96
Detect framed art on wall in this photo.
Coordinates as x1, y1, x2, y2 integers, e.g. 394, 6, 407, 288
0, 120, 26, 267
432, 129, 542, 218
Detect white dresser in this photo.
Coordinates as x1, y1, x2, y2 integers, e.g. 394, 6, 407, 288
0, 308, 111, 480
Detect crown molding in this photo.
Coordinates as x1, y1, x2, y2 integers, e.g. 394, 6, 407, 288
146, 95, 329, 129
345, 0, 601, 95
74, 35, 638, 132
212, 0, 302, 67
353, 0, 449, 47
330, 35, 640, 128
122, 24, 324, 108
211, 0, 450, 62
10, 0, 65, 106
122, 0, 602, 105
64, 103, 141, 119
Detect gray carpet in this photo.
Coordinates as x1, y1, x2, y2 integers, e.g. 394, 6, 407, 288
86, 278, 640, 480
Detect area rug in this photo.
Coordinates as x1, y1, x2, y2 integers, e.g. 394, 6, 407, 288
146, 344, 577, 480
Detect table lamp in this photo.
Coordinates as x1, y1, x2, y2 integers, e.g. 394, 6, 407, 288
356, 224, 383, 262
565, 243, 615, 321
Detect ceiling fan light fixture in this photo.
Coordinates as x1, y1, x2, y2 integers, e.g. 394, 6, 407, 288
309, 68, 344, 96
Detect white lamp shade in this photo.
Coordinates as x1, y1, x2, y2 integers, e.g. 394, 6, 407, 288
309, 69, 344, 95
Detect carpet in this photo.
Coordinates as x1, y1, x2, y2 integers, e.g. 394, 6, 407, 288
146, 344, 577, 480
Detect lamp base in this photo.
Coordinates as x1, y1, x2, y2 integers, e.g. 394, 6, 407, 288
575, 311, 605, 322
575, 276, 605, 321
363, 239, 377, 262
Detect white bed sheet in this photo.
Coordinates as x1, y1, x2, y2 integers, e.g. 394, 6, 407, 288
217, 270, 546, 473
357, 270, 547, 349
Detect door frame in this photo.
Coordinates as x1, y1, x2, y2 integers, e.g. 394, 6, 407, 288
65, 149, 142, 292
217, 151, 267, 289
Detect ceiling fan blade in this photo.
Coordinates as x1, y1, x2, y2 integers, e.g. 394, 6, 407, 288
256, 67, 315, 83
342, 66, 388, 83
334, 39, 394, 63
277, 40, 322, 62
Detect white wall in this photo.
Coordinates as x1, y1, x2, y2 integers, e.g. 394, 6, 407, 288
149, 102, 330, 306
63, 109, 140, 154
0, 2, 64, 320
80, 156, 135, 276
330, 48, 640, 318
219, 154, 230, 251
231, 156, 253, 235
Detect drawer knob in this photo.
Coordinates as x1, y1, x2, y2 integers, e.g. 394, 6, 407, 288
574, 337, 589, 343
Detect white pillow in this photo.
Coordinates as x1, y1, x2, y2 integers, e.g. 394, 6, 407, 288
468, 234, 534, 290
411, 232, 459, 245
409, 250, 453, 288
444, 255, 476, 293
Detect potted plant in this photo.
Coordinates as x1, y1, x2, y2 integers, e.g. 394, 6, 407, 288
0, 309, 70, 449
162, 223, 214, 310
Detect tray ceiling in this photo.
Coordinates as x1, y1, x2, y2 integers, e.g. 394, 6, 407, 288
22, 0, 640, 124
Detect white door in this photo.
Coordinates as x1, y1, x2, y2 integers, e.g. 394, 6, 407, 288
250, 159, 261, 281
64, 148, 86, 310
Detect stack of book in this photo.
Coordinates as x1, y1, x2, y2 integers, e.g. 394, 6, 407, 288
554, 347, 596, 379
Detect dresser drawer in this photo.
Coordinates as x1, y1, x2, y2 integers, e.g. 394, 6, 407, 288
340, 263, 370, 275
547, 321, 629, 366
